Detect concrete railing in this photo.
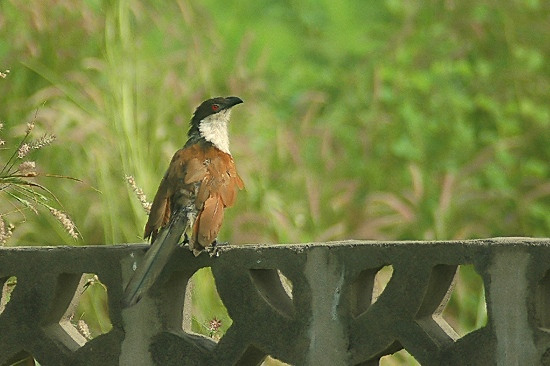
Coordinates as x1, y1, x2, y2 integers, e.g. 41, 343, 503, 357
1, 238, 549, 366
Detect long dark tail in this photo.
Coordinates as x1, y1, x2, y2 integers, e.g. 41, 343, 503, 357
122, 210, 187, 307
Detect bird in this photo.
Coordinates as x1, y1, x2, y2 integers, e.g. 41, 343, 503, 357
122, 96, 244, 307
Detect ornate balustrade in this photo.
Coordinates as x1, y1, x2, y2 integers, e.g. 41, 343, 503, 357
1, 238, 549, 365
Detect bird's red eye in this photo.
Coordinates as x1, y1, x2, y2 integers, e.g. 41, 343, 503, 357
212, 104, 220, 111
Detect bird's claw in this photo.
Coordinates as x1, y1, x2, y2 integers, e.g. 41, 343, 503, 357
207, 240, 228, 257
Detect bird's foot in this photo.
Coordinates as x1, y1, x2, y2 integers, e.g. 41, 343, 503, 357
207, 240, 228, 257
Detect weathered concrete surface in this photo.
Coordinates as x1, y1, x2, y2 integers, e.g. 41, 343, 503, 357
0, 238, 549, 365
304, 247, 348, 365
490, 250, 537, 365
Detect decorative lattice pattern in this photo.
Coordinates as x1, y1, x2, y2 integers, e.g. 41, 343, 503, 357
0, 238, 549, 365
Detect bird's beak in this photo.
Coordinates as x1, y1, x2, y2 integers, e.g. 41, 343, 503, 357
224, 96, 244, 109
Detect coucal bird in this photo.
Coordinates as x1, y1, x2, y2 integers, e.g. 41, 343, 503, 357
123, 96, 244, 307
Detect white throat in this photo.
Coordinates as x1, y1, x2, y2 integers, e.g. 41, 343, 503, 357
199, 109, 231, 154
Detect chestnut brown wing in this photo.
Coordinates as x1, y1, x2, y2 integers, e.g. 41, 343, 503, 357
143, 147, 207, 241
144, 169, 171, 242
190, 148, 244, 249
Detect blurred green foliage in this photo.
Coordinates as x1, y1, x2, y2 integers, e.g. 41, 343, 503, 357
1, 0, 549, 364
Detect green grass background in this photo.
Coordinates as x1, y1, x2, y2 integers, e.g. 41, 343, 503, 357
1, 0, 549, 364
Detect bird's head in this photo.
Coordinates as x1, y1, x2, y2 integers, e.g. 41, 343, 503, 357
192, 96, 243, 123
187, 96, 243, 154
